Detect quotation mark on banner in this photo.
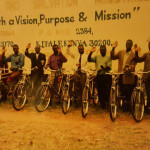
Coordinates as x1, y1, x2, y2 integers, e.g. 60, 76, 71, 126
133, 7, 140, 12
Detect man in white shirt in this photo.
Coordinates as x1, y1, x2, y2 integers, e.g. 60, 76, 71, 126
65, 41, 89, 103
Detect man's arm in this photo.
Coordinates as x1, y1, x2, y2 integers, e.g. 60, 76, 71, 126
133, 44, 146, 63
66, 40, 75, 59
133, 51, 145, 63
25, 43, 32, 59
59, 52, 67, 63
110, 41, 120, 60
2, 47, 11, 62
88, 47, 96, 62
45, 55, 51, 68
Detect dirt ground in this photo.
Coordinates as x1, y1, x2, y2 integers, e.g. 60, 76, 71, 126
0, 99, 150, 150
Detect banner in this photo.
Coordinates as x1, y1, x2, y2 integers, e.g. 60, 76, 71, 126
0, 0, 150, 70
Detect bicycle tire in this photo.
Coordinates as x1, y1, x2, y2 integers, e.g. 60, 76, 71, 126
35, 85, 51, 112
92, 86, 99, 105
109, 89, 117, 122
131, 89, 144, 122
12, 84, 27, 111
82, 87, 89, 118
62, 84, 70, 114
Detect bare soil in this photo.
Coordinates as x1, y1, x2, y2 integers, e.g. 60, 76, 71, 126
0, 99, 150, 150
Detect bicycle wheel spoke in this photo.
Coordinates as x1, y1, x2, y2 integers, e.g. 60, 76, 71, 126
35, 85, 51, 112
12, 85, 27, 111
131, 90, 144, 122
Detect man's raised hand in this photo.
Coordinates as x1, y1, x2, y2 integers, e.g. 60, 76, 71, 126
26, 43, 31, 49
90, 46, 96, 53
112, 41, 118, 48
134, 44, 140, 52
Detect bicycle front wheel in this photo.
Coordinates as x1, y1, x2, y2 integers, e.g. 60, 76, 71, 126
82, 87, 89, 118
109, 89, 117, 122
12, 84, 27, 111
62, 84, 70, 114
131, 89, 144, 122
35, 85, 51, 112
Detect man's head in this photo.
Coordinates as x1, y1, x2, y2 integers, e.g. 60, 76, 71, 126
35, 45, 40, 54
78, 44, 84, 55
52, 44, 58, 55
148, 41, 150, 51
126, 39, 133, 52
100, 45, 106, 57
13, 44, 19, 54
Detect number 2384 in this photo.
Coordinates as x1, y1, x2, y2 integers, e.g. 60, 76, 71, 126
76, 28, 93, 35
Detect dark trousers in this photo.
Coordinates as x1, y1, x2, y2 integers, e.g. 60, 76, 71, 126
118, 75, 137, 101
31, 71, 43, 91
73, 72, 86, 99
96, 74, 112, 108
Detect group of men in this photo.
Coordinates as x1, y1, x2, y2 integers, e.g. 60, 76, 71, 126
0, 40, 150, 110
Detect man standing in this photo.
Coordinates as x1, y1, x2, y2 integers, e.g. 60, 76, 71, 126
46, 44, 67, 86
2, 44, 25, 92
46, 44, 67, 70
133, 41, 150, 108
110, 40, 137, 109
25, 43, 46, 91
2, 44, 24, 80
73, 44, 89, 101
88, 45, 112, 108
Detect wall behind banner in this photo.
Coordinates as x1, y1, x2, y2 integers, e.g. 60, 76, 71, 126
0, 0, 150, 71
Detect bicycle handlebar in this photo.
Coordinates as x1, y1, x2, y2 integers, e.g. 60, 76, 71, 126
106, 72, 124, 75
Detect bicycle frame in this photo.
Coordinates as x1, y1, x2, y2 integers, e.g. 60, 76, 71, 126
42, 69, 64, 97
132, 71, 150, 106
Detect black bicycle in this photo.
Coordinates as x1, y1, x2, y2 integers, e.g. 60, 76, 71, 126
107, 72, 123, 122
131, 71, 150, 122
12, 68, 30, 111
82, 69, 98, 118
61, 69, 74, 114
35, 68, 64, 112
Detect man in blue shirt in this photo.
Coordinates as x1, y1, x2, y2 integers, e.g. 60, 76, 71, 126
88, 45, 112, 109
2, 44, 25, 82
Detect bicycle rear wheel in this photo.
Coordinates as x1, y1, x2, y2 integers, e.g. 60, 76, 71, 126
62, 84, 70, 114
35, 85, 51, 112
12, 84, 27, 111
109, 89, 117, 122
82, 87, 89, 118
131, 89, 144, 122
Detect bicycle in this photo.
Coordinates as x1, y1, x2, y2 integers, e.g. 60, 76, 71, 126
61, 69, 74, 114
131, 70, 150, 122
12, 68, 31, 111
35, 68, 64, 112
81, 69, 98, 118
107, 72, 124, 122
